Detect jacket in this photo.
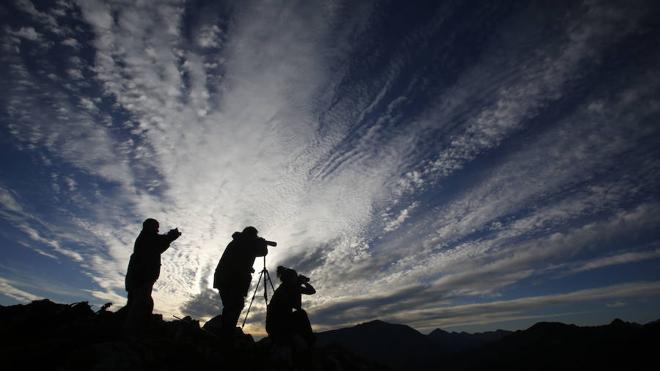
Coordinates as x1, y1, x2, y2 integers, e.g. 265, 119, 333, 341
125, 230, 175, 291
213, 231, 269, 296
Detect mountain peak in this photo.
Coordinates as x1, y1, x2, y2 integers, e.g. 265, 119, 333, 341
429, 328, 450, 336
357, 319, 389, 327
610, 318, 626, 326
354, 319, 423, 334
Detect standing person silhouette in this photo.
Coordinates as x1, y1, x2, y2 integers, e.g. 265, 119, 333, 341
266, 266, 316, 352
213, 226, 272, 343
124, 218, 181, 336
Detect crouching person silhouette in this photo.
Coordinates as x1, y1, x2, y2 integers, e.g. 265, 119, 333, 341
213, 226, 274, 344
124, 218, 181, 336
266, 266, 316, 366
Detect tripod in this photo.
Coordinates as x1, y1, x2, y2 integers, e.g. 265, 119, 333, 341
242, 256, 275, 328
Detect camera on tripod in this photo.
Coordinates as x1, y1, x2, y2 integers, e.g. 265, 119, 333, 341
265, 239, 277, 247
257, 237, 277, 247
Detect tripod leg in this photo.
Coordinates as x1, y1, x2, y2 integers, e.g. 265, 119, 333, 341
259, 269, 266, 302
242, 271, 264, 328
264, 269, 275, 291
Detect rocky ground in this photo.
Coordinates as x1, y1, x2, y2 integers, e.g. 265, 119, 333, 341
0, 299, 388, 371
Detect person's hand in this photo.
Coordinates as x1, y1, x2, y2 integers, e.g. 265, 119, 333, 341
168, 228, 182, 240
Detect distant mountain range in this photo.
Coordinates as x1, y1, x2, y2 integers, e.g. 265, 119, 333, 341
317, 320, 511, 370
317, 318, 660, 370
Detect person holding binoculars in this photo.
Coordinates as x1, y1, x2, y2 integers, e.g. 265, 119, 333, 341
266, 265, 316, 357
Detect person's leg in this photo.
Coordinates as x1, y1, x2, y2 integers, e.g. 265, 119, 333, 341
147, 284, 154, 308
144, 283, 154, 331
292, 309, 315, 346
125, 290, 133, 309
291, 310, 315, 369
124, 283, 153, 337
220, 291, 245, 341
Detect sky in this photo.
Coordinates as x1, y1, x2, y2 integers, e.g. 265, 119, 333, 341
1, 0, 660, 336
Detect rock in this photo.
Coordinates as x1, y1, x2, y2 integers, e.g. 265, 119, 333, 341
0, 299, 386, 371
201, 314, 222, 336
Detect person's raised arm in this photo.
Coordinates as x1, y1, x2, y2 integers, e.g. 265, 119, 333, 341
300, 282, 316, 295
156, 228, 181, 253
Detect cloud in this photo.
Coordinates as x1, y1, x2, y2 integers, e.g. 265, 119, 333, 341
569, 248, 660, 274
0, 262, 97, 304
0, 185, 24, 213
9, 26, 41, 41
0, 184, 86, 262
0, 61, 135, 188
0, 277, 41, 302
67, 68, 83, 80
429, 204, 660, 290
407, 281, 660, 331
389, 0, 651, 198
197, 25, 222, 49
14, 0, 60, 32
180, 288, 221, 320
368, 63, 660, 276
17, 223, 84, 262
61, 37, 79, 48
310, 281, 660, 332
606, 301, 627, 308
383, 201, 418, 232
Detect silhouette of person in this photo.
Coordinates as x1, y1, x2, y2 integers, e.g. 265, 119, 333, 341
266, 266, 316, 350
213, 226, 271, 342
124, 218, 181, 335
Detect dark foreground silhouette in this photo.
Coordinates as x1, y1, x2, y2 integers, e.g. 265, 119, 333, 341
0, 300, 387, 371
213, 226, 274, 343
266, 266, 317, 367
2, 300, 658, 371
124, 218, 181, 337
